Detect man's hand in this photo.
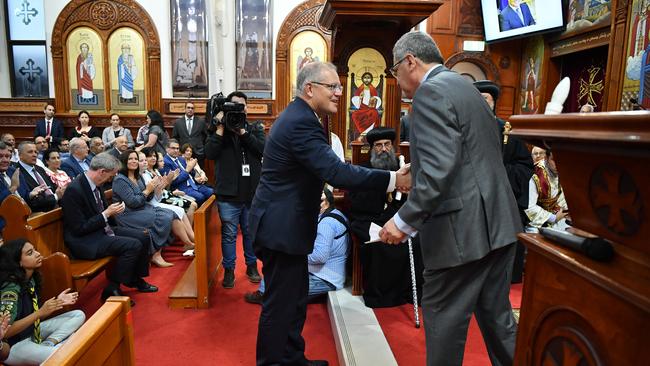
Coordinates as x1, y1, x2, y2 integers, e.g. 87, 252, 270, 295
29, 184, 48, 198
55, 185, 66, 198
173, 189, 185, 197
56, 288, 79, 306
215, 112, 225, 136
9, 169, 20, 194
379, 218, 407, 245
103, 201, 125, 218
395, 163, 411, 193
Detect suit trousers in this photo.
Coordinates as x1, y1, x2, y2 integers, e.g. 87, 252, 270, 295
256, 247, 309, 366
421, 243, 517, 366
93, 227, 151, 287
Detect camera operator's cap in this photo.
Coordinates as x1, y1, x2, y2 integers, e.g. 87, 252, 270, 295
473, 80, 500, 101
366, 127, 396, 146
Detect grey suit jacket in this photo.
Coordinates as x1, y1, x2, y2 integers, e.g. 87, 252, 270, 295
172, 116, 208, 156
398, 66, 521, 270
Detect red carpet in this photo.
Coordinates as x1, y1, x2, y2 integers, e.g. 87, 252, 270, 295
374, 283, 523, 365
76, 239, 340, 365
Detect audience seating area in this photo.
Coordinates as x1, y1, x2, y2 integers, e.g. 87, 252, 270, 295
42, 297, 136, 366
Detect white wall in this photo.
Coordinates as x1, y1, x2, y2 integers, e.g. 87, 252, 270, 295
0, 0, 310, 100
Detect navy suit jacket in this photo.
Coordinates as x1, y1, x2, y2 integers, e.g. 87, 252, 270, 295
34, 118, 65, 145
500, 4, 535, 31
61, 156, 91, 179
16, 163, 58, 212
161, 154, 196, 191
249, 97, 390, 255
0, 166, 17, 232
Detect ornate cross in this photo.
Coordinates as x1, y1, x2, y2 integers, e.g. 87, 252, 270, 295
578, 66, 604, 106
15, 0, 39, 25
19, 59, 43, 83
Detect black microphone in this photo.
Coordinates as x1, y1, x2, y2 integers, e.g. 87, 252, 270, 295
539, 227, 615, 262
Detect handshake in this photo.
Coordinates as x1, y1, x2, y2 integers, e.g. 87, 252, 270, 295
395, 163, 411, 193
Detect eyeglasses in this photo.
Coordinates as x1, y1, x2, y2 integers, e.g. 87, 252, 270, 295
310, 81, 343, 93
390, 55, 409, 77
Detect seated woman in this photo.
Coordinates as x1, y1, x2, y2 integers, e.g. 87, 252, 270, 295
181, 144, 208, 184
0, 238, 85, 365
112, 150, 195, 267
138, 151, 195, 248
42, 148, 72, 189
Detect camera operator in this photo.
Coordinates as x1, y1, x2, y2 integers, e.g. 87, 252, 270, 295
205, 91, 265, 289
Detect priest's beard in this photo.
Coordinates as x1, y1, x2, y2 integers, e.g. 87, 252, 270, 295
370, 149, 399, 171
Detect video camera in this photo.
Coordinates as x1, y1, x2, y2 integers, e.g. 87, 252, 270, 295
206, 92, 247, 131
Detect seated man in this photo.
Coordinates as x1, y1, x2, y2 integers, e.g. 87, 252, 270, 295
348, 127, 423, 308
525, 148, 570, 231
0, 142, 19, 237
107, 135, 129, 159
16, 141, 62, 213
161, 139, 213, 205
34, 136, 48, 169
61, 152, 157, 304
244, 187, 349, 304
0, 134, 19, 163
61, 138, 92, 179
58, 138, 71, 160
88, 137, 105, 160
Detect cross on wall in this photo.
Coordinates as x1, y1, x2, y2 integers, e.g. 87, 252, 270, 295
15, 0, 39, 25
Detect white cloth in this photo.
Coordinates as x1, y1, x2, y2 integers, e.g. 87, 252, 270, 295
525, 164, 569, 230
141, 171, 185, 219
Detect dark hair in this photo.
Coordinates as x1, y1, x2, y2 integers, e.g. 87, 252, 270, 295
322, 187, 335, 208
227, 91, 248, 103
110, 113, 120, 119
142, 147, 158, 169
118, 149, 141, 180
77, 110, 90, 128
146, 110, 164, 129
181, 143, 193, 156
42, 148, 61, 165
0, 238, 42, 293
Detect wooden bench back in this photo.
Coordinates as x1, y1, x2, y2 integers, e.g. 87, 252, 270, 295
43, 297, 135, 366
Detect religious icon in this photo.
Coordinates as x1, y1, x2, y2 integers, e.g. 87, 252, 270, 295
76, 42, 96, 101
351, 72, 382, 134
564, 0, 611, 35
236, 0, 273, 97
519, 36, 543, 114
297, 47, 318, 72
523, 57, 537, 112
289, 30, 327, 98
66, 27, 104, 110
171, 0, 209, 97
117, 43, 137, 101
622, 0, 650, 109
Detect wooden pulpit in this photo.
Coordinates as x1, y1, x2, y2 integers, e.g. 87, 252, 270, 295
509, 111, 650, 365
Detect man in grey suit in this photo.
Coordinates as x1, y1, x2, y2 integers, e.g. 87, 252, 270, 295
172, 101, 208, 167
380, 31, 521, 366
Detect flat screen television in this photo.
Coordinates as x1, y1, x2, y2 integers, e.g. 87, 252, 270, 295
482, 0, 565, 43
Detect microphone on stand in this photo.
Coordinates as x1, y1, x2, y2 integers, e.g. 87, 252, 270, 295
539, 227, 615, 262
395, 155, 406, 201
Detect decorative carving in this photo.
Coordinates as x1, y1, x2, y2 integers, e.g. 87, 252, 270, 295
445, 52, 500, 83
90, 1, 118, 29
499, 56, 510, 70
615, 0, 630, 23
277, 0, 330, 53
589, 164, 643, 236
542, 337, 588, 365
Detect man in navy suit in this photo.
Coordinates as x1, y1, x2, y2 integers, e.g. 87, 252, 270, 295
15, 141, 62, 213
161, 139, 213, 205
249, 61, 411, 366
61, 138, 92, 179
61, 152, 156, 304
0, 142, 20, 236
500, 0, 536, 31
34, 103, 65, 147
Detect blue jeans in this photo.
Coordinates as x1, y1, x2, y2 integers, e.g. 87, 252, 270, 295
217, 201, 256, 269
259, 273, 335, 297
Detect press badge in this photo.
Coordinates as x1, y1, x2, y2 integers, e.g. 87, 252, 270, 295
242, 164, 251, 176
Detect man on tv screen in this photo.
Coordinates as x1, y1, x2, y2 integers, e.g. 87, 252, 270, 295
500, 0, 536, 31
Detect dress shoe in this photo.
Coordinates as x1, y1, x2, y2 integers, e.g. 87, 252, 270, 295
222, 268, 235, 289
306, 360, 328, 366
246, 264, 261, 283
182, 243, 195, 252
182, 249, 195, 257
244, 290, 263, 305
101, 287, 125, 301
126, 279, 159, 293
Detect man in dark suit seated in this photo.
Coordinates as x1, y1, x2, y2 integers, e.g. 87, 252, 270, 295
61, 138, 92, 179
499, 0, 536, 31
161, 139, 213, 205
61, 152, 157, 304
172, 101, 208, 168
34, 103, 65, 148
0, 142, 20, 237
249, 61, 411, 366
107, 135, 128, 159
15, 141, 62, 213
348, 127, 423, 308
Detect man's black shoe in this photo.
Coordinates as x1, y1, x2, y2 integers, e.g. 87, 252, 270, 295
222, 268, 235, 289
244, 290, 263, 305
126, 279, 159, 293
246, 264, 261, 283
306, 360, 328, 366
101, 287, 124, 301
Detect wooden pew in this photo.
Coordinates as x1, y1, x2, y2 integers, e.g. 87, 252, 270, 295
348, 141, 410, 295
168, 195, 223, 309
0, 194, 113, 301
42, 297, 135, 366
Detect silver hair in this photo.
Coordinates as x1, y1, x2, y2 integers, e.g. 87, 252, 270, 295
89, 152, 121, 171
17, 141, 35, 154
393, 31, 444, 64
296, 62, 337, 96
69, 137, 86, 153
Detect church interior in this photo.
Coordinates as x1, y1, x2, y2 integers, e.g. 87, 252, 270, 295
0, 0, 648, 365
